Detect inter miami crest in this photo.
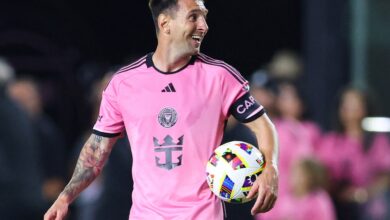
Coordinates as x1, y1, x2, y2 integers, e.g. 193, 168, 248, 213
158, 107, 178, 128
153, 135, 184, 170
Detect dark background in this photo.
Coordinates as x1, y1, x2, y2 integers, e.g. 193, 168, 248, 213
0, 0, 371, 147
0, 0, 304, 146
0, 0, 302, 71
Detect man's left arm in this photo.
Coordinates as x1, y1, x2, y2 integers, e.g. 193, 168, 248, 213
244, 114, 279, 215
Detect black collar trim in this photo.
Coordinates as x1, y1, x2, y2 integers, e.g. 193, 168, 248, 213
146, 52, 196, 74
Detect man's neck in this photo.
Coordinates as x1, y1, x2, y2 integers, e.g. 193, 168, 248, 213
153, 45, 192, 72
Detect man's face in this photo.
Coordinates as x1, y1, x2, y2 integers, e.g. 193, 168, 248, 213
168, 0, 209, 55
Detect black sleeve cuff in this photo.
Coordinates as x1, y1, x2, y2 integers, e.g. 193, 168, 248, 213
92, 129, 121, 138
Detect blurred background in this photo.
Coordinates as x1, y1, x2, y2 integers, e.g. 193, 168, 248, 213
0, 0, 389, 219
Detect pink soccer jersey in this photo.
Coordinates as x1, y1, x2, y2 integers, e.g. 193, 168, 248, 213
93, 53, 264, 220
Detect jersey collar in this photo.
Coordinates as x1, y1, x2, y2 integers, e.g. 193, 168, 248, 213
146, 52, 196, 74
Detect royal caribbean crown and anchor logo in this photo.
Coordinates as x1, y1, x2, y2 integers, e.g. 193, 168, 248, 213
153, 135, 184, 170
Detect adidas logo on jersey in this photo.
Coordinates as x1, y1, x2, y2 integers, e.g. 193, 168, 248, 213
162, 83, 176, 93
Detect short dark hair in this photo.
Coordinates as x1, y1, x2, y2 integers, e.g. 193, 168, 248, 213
148, 0, 179, 31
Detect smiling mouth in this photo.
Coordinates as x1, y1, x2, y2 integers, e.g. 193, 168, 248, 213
192, 35, 202, 43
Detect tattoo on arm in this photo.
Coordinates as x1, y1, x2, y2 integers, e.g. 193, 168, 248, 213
61, 134, 113, 202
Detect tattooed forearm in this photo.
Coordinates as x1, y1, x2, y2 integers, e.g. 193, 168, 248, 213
61, 134, 114, 202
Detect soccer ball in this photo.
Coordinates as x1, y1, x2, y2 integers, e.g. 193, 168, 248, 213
206, 141, 265, 203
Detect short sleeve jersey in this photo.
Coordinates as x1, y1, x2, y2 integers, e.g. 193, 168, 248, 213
93, 53, 264, 220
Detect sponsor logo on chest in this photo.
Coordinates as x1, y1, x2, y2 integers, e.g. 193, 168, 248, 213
153, 135, 184, 170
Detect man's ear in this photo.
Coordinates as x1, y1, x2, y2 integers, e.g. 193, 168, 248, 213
158, 13, 171, 35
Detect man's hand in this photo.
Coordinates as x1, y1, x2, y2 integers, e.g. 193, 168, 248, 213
247, 165, 278, 215
44, 134, 118, 220
44, 196, 69, 220
244, 114, 279, 215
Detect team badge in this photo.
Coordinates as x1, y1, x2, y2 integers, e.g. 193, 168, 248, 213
158, 107, 178, 128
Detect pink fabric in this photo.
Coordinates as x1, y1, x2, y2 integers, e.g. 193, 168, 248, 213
258, 119, 321, 220
94, 54, 251, 220
273, 119, 321, 195
316, 133, 390, 187
366, 135, 390, 177
257, 190, 336, 220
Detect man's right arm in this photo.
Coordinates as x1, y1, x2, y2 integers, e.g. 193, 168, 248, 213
44, 133, 118, 220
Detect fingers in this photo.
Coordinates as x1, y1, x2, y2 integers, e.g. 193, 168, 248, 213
44, 211, 61, 220
44, 211, 56, 220
261, 190, 277, 212
251, 187, 265, 215
56, 209, 69, 220
246, 181, 259, 199
56, 211, 64, 220
266, 196, 277, 211
44, 208, 67, 220
251, 186, 278, 215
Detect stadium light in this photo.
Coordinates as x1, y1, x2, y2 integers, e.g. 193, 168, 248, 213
362, 117, 390, 132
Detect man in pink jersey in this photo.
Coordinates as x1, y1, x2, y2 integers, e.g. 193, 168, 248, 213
44, 0, 278, 219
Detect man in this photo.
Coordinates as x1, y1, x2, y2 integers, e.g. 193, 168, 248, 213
44, 0, 278, 219
8, 78, 67, 204
0, 58, 45, 220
